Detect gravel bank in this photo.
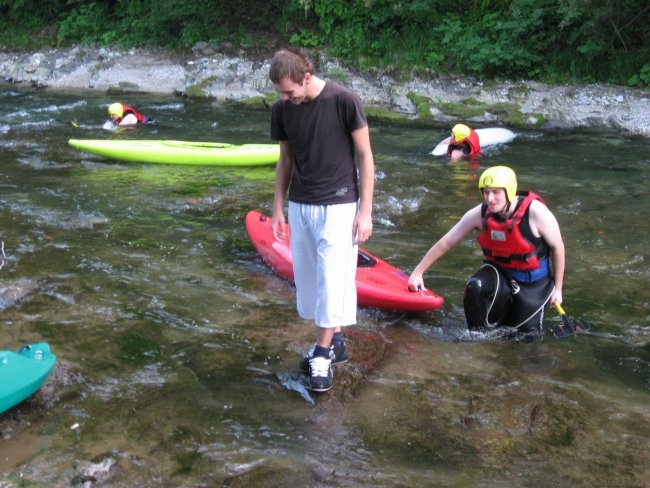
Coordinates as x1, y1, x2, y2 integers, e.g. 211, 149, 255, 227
1, 46, 649, 136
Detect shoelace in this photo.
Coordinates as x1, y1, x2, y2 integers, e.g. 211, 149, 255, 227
309, 356, 331, 377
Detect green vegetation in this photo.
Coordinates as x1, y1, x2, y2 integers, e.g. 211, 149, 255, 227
0, 0, 648, 87
407, 93, 434, 120
434, 99, 543, 128
364, 106, 413, 125
185, 76, 219, 98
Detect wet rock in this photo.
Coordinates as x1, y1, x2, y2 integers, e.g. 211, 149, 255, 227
0, 360, 85, 440
0, 47, 648, 136
350, 364, 649, 486
271, 328, 393, 407
276, 370, 314, 405
71, 457, 117, 486
0, 278, 40, 310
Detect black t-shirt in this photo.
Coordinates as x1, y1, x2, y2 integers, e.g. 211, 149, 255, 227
270, 82, 368, 205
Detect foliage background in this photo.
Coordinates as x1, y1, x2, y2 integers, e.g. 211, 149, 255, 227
0, 0, 648, 87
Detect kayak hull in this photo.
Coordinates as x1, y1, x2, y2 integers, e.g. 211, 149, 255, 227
69, 139, 280, 166
245, 210, 444, 312
0, 342, 56, 414
431, 127, 516, 156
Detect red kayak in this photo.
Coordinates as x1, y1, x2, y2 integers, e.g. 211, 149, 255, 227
245, 210, 444, 312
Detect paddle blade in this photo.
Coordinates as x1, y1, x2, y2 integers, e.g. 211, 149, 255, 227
552, 303, 590, 339
553, 317, 575, 339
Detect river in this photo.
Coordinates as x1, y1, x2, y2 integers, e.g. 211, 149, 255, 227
0, 83, 648, 487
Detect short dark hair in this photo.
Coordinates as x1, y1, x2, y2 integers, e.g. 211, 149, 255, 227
269, 48, 315, 84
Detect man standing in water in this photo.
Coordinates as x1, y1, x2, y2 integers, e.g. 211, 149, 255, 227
408, 166, 565, 335
268, 48, 375, 391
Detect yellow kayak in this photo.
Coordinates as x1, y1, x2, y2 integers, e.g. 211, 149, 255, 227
69, 139, 280, 166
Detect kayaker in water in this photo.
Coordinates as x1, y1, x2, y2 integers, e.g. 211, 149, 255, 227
447, 123, 481, 162
107, 102, 152, 126
408, 165, 565, 335
268, 47, 375, 392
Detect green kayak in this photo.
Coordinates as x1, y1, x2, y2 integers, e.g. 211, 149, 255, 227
0, 342, 56, 414
69, 139, 280, 166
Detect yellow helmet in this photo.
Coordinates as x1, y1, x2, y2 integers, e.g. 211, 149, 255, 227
478, 166, 517, 203
108, 102, 124, 117
452, 123, 471, 141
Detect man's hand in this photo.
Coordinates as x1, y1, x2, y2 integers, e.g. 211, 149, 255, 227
353, 212, 372, 244
271, 212, 287, 242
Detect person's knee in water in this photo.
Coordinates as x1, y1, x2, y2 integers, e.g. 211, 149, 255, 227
463, 264, 511, 331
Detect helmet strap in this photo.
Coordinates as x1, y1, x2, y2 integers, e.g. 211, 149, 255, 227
499, 201, 511, 217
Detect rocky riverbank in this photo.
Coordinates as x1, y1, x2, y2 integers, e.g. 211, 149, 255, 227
1, 45, 649, 136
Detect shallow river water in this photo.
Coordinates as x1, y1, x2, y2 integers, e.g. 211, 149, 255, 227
0, 83, 648, 487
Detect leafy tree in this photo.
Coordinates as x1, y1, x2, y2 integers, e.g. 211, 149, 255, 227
1, 0, 648, 86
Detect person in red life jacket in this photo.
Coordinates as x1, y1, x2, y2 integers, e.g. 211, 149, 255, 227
408, 166, 565, 336
107, 102, 152, 126
447, 123, 481, 162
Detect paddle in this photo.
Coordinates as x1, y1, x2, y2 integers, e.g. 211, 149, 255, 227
552, 303, 590, 339
54, 119, 79, 127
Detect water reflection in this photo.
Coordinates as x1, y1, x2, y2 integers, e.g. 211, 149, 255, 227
0, 82, 648, 486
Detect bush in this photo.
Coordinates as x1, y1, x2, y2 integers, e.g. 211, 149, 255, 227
1, 0, 648, 86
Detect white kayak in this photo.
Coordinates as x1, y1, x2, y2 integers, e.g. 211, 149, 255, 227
431, 127, 516, 156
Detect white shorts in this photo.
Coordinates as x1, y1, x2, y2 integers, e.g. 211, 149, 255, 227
288, 201, 358, 328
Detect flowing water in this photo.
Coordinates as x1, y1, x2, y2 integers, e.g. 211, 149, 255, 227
0, 82, 648, 487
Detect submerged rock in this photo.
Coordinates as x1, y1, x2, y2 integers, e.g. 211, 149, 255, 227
0, 360, 85, 440
276, 370, 314, 406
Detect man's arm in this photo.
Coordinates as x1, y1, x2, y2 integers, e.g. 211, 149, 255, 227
271, 140, 294, 241
351, 125, 374, 244
530, 200, 565, 305
120, 113, 139, 125
408, 204, 483, 291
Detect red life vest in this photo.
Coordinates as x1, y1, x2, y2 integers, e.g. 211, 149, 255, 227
120, 104, 149, 124
447, 129, 481, 157
477, 191, 549, 271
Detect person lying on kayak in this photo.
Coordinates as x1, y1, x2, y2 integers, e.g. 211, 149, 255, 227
447, 123, 481, 162
107, 102, 152, 126
408, 165, 565, 335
